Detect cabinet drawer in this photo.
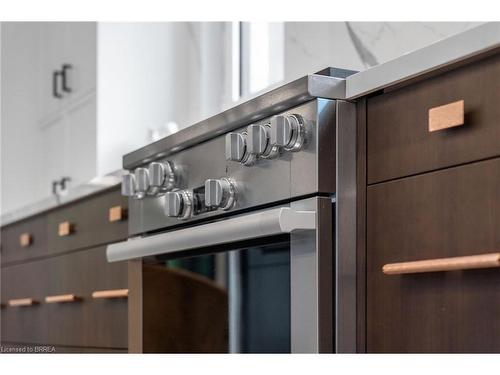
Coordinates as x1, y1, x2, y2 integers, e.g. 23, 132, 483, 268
0, 215, 48, 264
367, 158, 500, 352
47, 187, 128, 254
1, 246, 127, 348
367, 52, 500, 184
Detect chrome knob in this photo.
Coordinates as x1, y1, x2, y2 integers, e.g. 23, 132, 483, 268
134, 168, 150, 199
121, 173, 136, 197
148, 161, 175, 195
270, 114, 305, 152
164, 190, 192, 220
225, 132, 256, 166
205, 178, 236, 211
247, 124, 269, 156
247, 124, 278, 159
225, 133, 246, 162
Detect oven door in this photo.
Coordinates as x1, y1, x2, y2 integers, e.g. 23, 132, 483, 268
107, 196, 352, 353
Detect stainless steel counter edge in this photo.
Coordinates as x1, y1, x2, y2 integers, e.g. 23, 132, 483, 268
345, 22, 500, 99
123, 74, 349, 170
0, 170, 125, 227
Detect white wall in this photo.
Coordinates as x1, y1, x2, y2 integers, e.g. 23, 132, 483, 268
97, 22, 233, 176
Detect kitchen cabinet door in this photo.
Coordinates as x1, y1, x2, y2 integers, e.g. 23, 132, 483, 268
66, 94, 97, 188
1, 23, 47, 213
40, 118, 68, 197
37, 22, 67, 125
367, 158, 500, 353
63, 22, 97, 101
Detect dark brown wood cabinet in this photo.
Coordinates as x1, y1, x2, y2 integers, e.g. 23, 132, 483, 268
367, 52, 500, 185
367, 158, 500, 352
361, 49, 500, 353
46, 189, 128, 255
0, 215, 48, 264
0, 186, 129, 352
128, 262, 228, 353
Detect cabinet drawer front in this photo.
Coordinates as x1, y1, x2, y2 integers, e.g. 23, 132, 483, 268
47, 187, 128, 254
367, 52, 500, 184
367, 158, 500, 353
1, 215, 48, 264
1, 246, 127, 348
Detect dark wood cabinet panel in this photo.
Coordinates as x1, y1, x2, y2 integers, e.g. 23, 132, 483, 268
1, 246, 127, 348
367, 52, 500, 184
46, 187, 128, 255
367, 157, 500, 352
0, 260, 49, 343
0, 215, 48, 264
129, 263, 228, 353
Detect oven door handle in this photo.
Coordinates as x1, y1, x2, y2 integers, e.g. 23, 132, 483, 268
106, 207, 316, 262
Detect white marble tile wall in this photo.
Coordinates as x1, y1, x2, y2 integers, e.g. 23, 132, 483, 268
284, 22, 484, 80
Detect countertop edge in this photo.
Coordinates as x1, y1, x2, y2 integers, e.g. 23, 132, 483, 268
345, 22, 500, 99
0, 170, 125, 227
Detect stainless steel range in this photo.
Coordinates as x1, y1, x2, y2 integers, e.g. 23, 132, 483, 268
107, 68, 357, 353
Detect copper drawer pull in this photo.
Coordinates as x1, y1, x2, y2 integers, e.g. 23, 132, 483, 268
383, 252, 500, 275
45, 294, 80, 303
8, 298, 37, 307
108, 205, 127, 222
58, 221, 74, 237
92, 289, 129, 299
428, 99, 464, 132
19, 233, 33, 247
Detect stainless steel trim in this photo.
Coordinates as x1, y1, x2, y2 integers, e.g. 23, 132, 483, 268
123, 74, 349, 170
228, 251, 242, 353
335, 100, 357, 353
345, 23, 500, 99
106, 207, 316, 262
290, 197, 319, 353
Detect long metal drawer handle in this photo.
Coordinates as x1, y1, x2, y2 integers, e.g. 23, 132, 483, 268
383, 252, 500, 275
8, 298, 37, 307
91, 289, 129, 299
106, 207, 316, 262
45, 294, 80, 303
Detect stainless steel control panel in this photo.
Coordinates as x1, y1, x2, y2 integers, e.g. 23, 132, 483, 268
125, 98, 337, 235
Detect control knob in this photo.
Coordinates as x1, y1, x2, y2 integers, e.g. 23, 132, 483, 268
270, 114, 305, 152
225, 132, 256, 166
205, 178, 236, 211
247, 124, 278, 159
121, 173, 136, 197
148, 161, 176, 195
164, 190, 193, 220
133, 167, 150, 199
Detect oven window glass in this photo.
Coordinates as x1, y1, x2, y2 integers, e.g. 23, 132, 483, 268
158, 239, 291, 353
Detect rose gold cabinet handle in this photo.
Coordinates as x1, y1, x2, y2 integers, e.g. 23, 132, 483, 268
91, 289, 129, 299
428, 99, 464, 132
58, 221, 74, 237
383, 252, 500, 275
8, 298, 38, 307
108, 205, 127, 222
45, 294, 80, 303
19, 233, 33, 247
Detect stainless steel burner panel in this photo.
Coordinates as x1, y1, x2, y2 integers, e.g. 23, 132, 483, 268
125, 98, 337, 236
